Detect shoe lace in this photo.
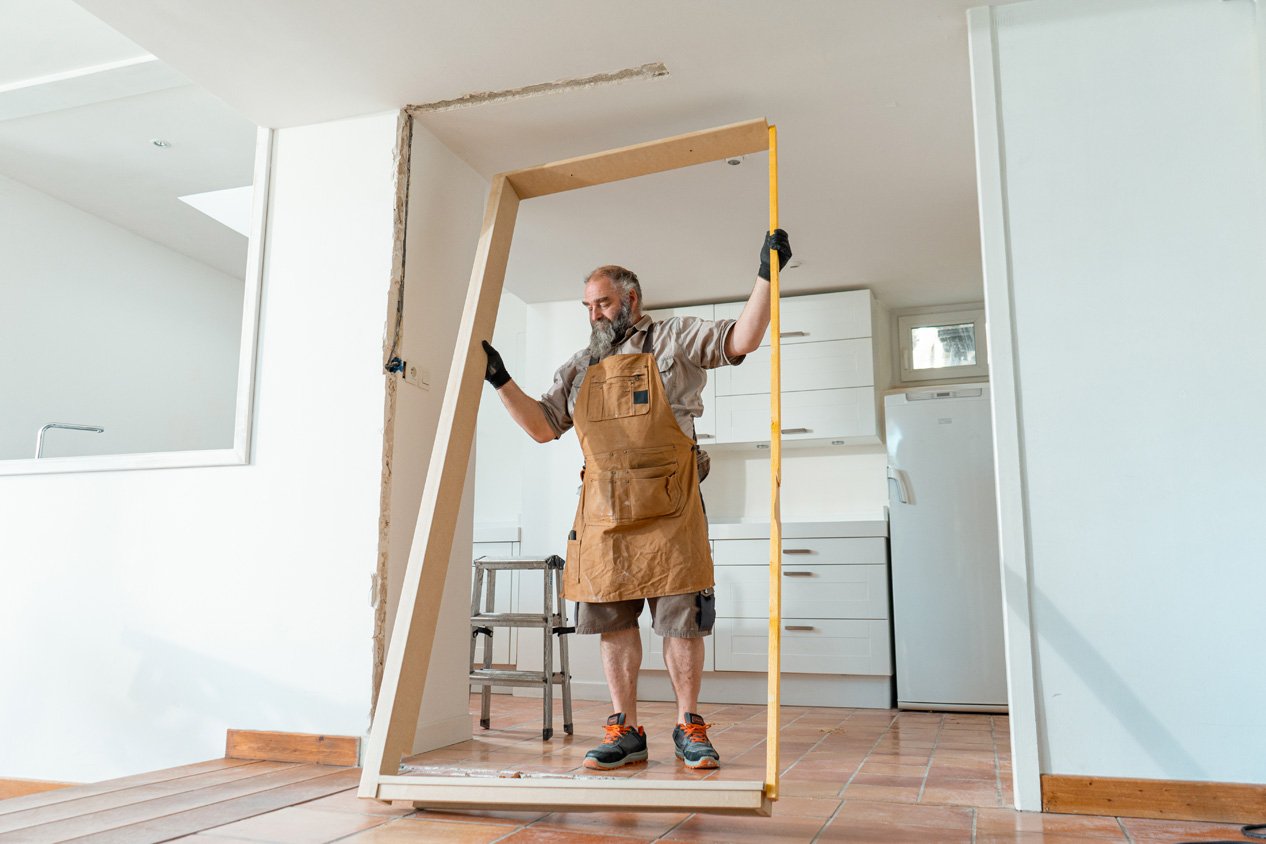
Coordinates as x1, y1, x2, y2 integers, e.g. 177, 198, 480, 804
600, 723, 629, 745
680, 721, 712, 743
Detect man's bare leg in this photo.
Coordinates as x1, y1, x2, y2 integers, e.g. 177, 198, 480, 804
662, 635, 705, 723
600, 627, 642, 725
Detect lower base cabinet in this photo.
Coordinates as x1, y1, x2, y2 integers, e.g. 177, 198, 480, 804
714, 618, 892, 675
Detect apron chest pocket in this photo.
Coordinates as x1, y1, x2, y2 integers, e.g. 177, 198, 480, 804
586, 461, 684, 524
588, 357, 653, 421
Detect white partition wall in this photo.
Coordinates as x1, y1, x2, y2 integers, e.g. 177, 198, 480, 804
971, 0, 1266, 811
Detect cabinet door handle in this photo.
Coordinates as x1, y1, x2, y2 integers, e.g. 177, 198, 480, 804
783, 571, 814, 577
780, 331, 808, 338
696, 433, 715, 440
781, 427, 810, 435
784, 625, 816, 632
784, 548, 813, 555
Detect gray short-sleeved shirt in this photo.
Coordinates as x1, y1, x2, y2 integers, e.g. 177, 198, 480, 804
537, 314, 746, 440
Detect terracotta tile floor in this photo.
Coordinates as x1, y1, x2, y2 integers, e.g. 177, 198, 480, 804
217, 694, 1251, 843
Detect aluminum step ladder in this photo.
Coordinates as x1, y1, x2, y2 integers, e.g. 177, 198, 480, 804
469, 554, 574, 740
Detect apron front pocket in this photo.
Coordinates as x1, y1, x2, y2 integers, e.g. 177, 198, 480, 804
585, 460, 684, 524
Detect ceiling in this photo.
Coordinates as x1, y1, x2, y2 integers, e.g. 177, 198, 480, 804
0, 0, 256, 278
65, 0, 996, 308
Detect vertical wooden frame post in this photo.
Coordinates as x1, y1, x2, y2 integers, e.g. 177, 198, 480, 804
765, 124, 782, 800
361, 118, 777, 814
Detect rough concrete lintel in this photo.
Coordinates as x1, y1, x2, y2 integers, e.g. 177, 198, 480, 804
406, 62, 669, 114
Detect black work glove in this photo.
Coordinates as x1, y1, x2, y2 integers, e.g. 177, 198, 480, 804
481, 340, 511, 389
758, 228, 792, 281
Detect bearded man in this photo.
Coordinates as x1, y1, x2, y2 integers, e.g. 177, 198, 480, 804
480, 230, 791, 770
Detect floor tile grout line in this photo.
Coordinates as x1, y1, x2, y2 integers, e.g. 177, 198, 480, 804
808, 709, 902, 844
989, 713, 1004, 807
915, 711, 945, 803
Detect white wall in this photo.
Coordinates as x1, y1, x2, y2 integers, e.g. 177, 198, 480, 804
0, 111, 399, 781
381, 120, 491, 752
980, 0, 1266, 783
0, 172, 242, 460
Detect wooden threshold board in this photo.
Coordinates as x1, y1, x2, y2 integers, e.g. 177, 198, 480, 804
0, 779, 76, 801
226, 729, 360, 767
1042, 773, 1266, 824
0, 759, 255, 816
0, 762, 353, 841
373, 775, 771, 816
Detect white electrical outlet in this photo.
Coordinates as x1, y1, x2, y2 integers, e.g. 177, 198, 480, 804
403, 363, 429, 390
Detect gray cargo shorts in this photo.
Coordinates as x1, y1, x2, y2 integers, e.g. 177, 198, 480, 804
575, 589, 716, 638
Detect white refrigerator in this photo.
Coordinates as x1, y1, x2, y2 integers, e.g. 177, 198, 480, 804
885, 384, 1007, 711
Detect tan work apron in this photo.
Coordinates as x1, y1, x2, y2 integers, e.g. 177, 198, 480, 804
563, 324, 714, 603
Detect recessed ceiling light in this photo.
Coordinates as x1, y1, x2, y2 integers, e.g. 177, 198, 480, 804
785, 259, 803, 270
725, 156, 743, 166
151, 139, 172, 148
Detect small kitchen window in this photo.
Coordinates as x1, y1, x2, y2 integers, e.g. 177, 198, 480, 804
897, 308, 988, 382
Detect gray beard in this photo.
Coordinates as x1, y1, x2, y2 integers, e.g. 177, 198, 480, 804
588, 301, 634, 360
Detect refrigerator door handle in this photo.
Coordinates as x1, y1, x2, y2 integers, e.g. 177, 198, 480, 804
887, 466, 912, 504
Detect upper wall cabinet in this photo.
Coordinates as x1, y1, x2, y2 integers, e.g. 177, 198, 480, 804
712, 290, 888, 446
714, 290, 873, 346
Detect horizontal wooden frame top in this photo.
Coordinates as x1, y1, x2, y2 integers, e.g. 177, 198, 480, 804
360, 116, 773, 815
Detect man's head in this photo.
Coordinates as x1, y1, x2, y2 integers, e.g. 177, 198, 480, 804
584, 265, 643, 360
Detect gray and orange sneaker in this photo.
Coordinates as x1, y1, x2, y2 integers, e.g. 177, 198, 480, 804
673, 713, 720, 769
582, 713, 648, 770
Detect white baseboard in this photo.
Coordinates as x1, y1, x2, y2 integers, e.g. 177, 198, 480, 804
513, 672, 893, 709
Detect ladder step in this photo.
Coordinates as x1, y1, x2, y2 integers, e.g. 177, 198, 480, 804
469, 669, 568, 687
471, 613, 558, 627
473, 557, 555, 570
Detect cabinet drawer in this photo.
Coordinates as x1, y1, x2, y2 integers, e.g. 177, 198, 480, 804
714, 290, 872, 346
715, 339, 874, 397
713, 536, 888, 566
714, 388, 877, 444
714, 618, 892, 675
716, 563, 889, 619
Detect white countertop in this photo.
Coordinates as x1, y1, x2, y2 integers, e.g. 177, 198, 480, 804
708, 518, 888, 539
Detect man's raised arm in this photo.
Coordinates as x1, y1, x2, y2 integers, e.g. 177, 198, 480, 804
725, 229, 792, 359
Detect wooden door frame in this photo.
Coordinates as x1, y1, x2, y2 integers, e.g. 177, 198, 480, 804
359, 117, 776, 815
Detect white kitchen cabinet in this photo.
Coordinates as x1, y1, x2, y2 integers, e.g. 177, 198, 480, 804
711, 290, 887, 446
714, 339, 875, 396
645, 304, 716, 442
713, 387, 877, 444
715, 563, 889, 619
713, 536, 888, 566
714, 289, 873, 345
714, 618, 893, 675
711, 523, 893, 685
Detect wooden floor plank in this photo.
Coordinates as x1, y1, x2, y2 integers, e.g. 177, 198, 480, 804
0, 764, 341, 842
0, 763, 296, 834
69, 770, 361, 844
0, 760, 256, 817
